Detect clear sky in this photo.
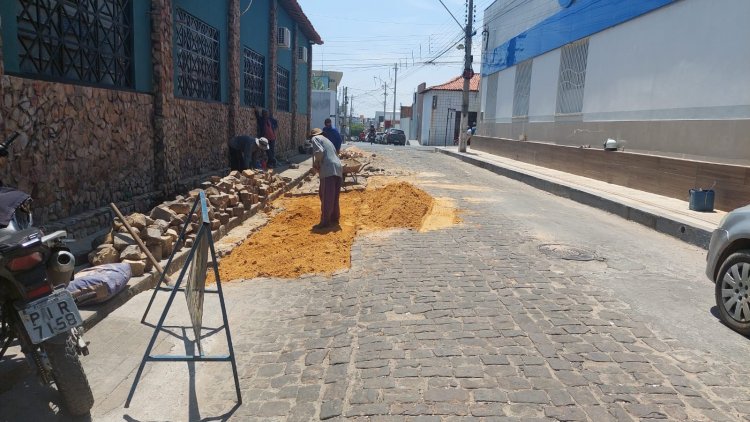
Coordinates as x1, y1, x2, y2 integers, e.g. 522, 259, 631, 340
298, 0, 491, 118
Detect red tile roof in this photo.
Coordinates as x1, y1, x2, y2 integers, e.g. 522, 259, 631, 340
279, 0, 323, 45
425, 74, 480, 92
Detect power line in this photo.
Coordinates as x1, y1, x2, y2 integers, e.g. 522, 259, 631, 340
437, 0, 466, 31
313, 1, 491, 114
305, 14, 451, 26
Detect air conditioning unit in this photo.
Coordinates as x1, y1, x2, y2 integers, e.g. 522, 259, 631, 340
277, 27, 291, 49
297, 46, 308, 63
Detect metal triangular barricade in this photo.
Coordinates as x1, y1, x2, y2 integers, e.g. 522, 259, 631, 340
125, 191, 241, 407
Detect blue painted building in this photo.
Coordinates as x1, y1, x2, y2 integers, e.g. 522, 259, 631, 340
0, 0, 323, 230
0, 0, 321, 121
479, 0, 750, 164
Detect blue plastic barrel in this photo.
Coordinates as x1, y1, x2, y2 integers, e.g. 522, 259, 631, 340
689, 189, 715, 212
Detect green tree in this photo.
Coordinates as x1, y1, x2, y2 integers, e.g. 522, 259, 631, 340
350, 123, 364, 139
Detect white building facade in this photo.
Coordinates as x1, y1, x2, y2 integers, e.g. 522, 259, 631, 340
480, 0, 750, 163
414, 75, 481, 146
373, 111, 401, 129
311, 90, 337, 129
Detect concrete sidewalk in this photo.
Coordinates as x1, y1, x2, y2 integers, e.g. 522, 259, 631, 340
437, 147, 724, 249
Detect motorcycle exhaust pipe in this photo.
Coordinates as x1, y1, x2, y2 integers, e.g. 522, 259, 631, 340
47, 250, 76, 286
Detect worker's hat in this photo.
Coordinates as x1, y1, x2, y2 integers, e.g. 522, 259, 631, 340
310, 128, 323, 136
256, 137, 270, 150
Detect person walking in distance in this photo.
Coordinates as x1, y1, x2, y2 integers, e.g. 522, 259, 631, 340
367, 124, 376, 144
254, 107, 278, 168
322, 118, 343, 153
310, 128, 343, 230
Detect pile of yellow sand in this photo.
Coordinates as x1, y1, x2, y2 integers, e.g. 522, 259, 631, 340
214, 181, 459, 280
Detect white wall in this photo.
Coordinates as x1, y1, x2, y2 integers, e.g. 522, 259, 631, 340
420, 93, 434, 144
583, 0, 750, 121
401, 117, 411, 139
527, 49, 560, 122
311, 90, 336, 129
494, 68, 516, 123
431, 91, 462, 146
418, 90, 481, 145
480, 77, 489, 117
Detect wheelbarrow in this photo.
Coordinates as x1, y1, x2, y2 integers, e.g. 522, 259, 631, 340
342, 158, 368, 184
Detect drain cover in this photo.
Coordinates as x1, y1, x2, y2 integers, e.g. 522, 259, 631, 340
538, 244, 599, 261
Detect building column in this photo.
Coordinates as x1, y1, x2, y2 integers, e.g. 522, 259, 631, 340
227, 0, 240, 138
268, 0, 277, 113
0, 25, 4, 78
290, 24, 298, 149
151, 0, 177, 195
0, 22, 5, 132
307, 45, 312, 138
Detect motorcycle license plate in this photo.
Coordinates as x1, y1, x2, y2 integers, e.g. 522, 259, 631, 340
17, 289, 83, 344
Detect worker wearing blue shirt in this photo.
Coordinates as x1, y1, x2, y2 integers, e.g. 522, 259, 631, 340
322, 118, 343, 153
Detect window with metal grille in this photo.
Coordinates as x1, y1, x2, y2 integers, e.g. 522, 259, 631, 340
174, 8, 220, 101
512, 60, 532, 117
556, 39, 588, 114
16, 0, 134, 88
242, 47, 265, 106
276, 65, 290, 112
484, 73, 499, 119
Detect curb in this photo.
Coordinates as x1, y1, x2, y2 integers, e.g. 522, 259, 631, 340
437, 149, 712, 249
80, 161, 314, 330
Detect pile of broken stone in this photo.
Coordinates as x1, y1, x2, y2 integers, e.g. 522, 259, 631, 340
87, 169, 288, 277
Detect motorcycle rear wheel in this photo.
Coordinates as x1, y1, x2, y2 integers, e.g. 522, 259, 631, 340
42, 334, 94, 416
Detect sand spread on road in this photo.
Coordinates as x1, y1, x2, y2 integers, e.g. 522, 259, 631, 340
215, 181, 460, 280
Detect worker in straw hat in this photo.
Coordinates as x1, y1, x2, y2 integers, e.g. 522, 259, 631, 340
310, 128, 343, 231
228, 135, 269, 171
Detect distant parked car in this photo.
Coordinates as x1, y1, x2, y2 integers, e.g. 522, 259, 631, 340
375, 132, 385, 144
385, 129, 406, 145
706, 204, 750, 335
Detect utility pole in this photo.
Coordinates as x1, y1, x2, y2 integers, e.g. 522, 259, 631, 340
458, 0, 474, 153
342, 86, 348, 132
339, 87, 344, 128
349, 95, 353, 136
392, 63, 398, 129
383, 83, 387, 130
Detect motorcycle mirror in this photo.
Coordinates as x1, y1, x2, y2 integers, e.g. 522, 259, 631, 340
0, 132, 21, 156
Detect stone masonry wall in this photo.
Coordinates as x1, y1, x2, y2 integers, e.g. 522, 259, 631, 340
275, 111, 293, 158
0, 0, 311, 238
151, 0, 178, 195
0, 76, 156, 225
237, 108, 306, 159
172, 99, 230, 189
227, 0, 240, 137
294, 114, 309, 150
237, 107, 259, 137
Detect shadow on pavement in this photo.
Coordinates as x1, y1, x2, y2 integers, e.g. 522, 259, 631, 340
0, 351, 92, 421
122, 402, 240, 422
710, 305, 721, 320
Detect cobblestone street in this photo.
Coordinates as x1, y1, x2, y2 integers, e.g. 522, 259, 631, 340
3, 145, 749, 422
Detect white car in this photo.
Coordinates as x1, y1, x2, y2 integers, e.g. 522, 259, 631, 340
706, 204, 750, 335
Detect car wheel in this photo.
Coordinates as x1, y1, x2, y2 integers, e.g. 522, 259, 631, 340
715, 250, 750, 335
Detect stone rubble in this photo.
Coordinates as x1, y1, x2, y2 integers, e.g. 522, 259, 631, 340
89, 169, 289, 277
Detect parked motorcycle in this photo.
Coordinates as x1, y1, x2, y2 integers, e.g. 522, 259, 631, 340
0, 133, 94, 416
